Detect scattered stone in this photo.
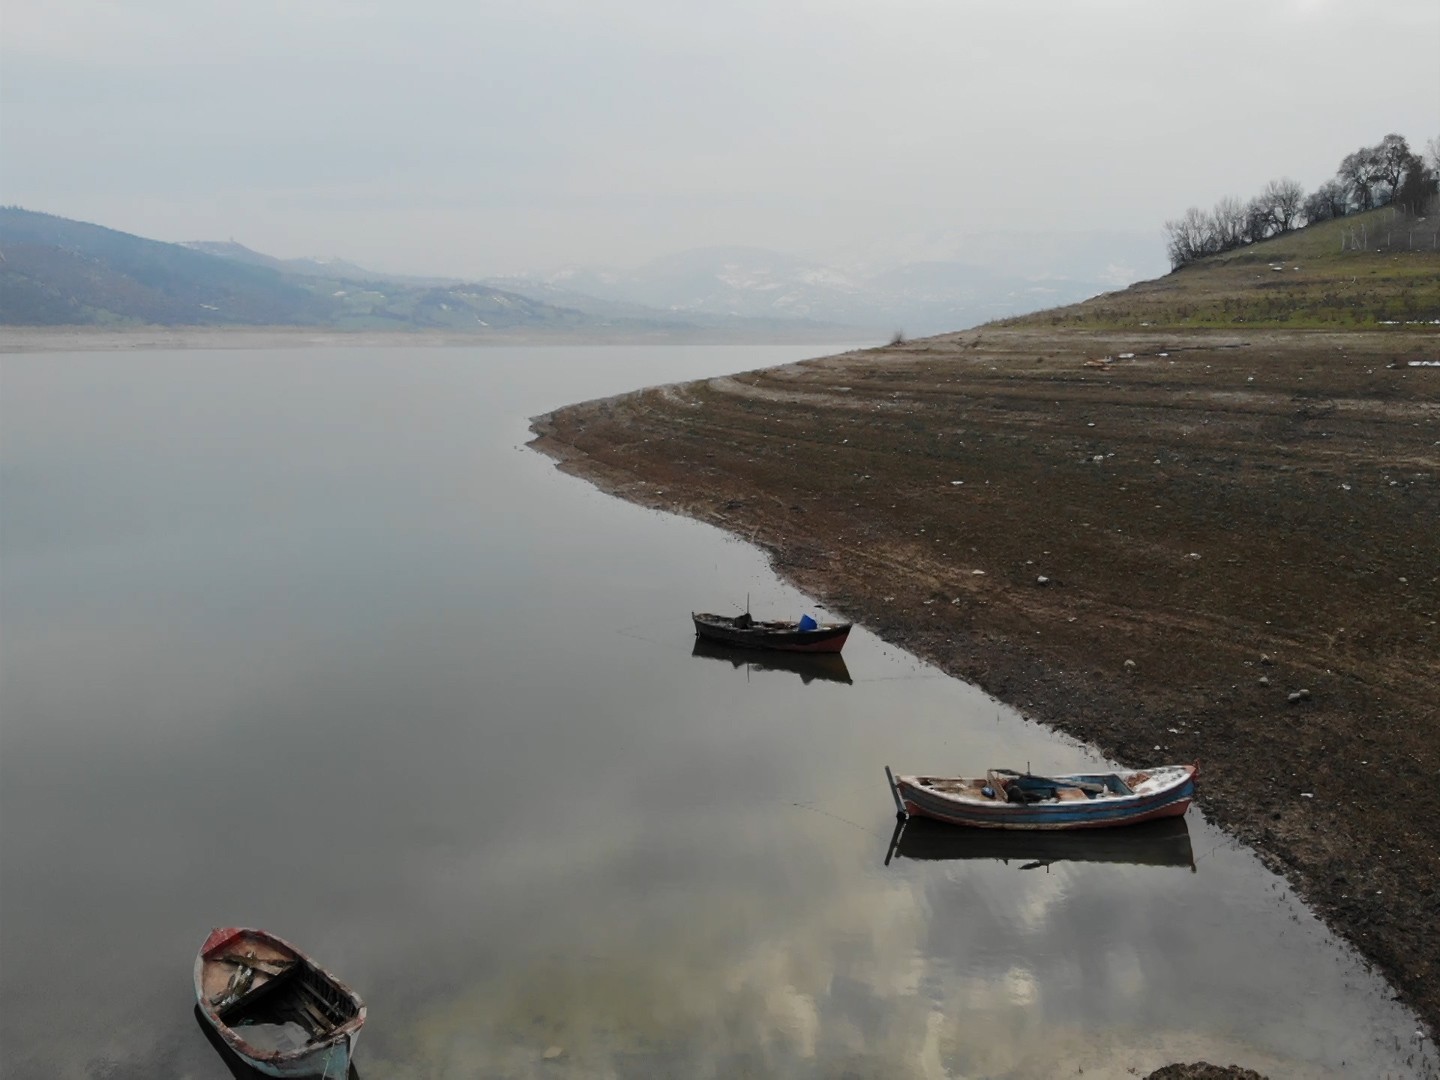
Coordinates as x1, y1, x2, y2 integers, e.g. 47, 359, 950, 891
1297, 688, 1312, 700
543, 1046, 564, 1060
1036, 575, 1050, 586
1258, 676, 1270, 687
1260, 654, 1273, 665
1124, 659, 1137, 671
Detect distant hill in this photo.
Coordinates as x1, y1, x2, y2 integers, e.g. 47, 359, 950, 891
491, 244, 1121, 337
0, 208, 334, 327
0, 209, 694, 334
0, 207, 1140, 337
181, 240, 463, 287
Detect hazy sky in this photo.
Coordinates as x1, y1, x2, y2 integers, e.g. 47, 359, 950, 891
3, 0, 1437, 277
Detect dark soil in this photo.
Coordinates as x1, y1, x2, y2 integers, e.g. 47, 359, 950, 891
530, 325, 1440, 1047
1145, 1065, 1268, 1080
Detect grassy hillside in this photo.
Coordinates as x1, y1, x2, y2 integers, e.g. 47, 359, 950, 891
1002, 207, 1440, 330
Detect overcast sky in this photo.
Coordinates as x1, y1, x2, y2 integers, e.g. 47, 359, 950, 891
3, 0, 1437, 278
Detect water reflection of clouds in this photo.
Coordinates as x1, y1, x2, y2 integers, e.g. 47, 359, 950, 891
353, 797, 1437, 1080
356, 812, 1268, 1078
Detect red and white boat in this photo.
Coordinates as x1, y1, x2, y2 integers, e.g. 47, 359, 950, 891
885, 764, 1197, 830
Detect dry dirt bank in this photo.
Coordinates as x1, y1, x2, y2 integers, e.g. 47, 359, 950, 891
531, 325, 1440, 1042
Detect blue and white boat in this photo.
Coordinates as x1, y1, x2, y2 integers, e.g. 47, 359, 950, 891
885, 763, 1197, 830
195, 927, 365, 1078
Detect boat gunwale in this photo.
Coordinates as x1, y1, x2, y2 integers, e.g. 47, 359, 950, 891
692, 612, 852, 653
194, 927, 366, 1070
890, 764, 1198, 831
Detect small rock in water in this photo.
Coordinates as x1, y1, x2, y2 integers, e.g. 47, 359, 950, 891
543, 1046, 564, 1060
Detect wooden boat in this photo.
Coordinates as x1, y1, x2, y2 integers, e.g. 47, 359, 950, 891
692, 611, 852, 654
691, 637, 853, 684
885, 813, 1195, 870
885, 764, 1197, 830
194, 1006, 361, 1080
195, 927, 366, 1078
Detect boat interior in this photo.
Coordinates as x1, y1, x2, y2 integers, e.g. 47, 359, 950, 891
918, 771, 1137, 803
204, 936, 358, 1042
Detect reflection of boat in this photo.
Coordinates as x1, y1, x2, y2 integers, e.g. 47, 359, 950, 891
195, 927, 366, 1078
691, 637, 853, 685
885, 764, 1197, 830
692, 611, 852, 654
195, 1006, 361, 1080
885, 813, 1195, 870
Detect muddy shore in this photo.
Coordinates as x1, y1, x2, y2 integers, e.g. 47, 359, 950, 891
530, 325, 1440, 1043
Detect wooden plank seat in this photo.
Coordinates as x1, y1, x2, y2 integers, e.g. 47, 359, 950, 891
217, 963, 301, 1024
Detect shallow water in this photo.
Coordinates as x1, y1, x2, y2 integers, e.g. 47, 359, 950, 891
1, 345, 1434, 1080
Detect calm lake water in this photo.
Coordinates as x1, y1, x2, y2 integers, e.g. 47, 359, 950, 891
1, 345, 1434, 1080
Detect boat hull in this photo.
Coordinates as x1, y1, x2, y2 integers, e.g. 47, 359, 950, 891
890, 766, 1197, 830
692, 613, 851, 654
195, 927, 365, 1079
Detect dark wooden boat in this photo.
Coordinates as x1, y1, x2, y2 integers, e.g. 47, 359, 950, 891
195, 927, 366, 1078
692, 611, 852, 654
691, 637, 853, 684
885, 764, 1197, 830
885, 813, 1195, 870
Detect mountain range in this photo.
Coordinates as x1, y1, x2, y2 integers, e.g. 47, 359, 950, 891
1, 207, 1159, 337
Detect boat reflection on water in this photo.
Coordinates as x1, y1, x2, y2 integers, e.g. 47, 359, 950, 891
690, 637, 853, 685
885, 814, 1196, 872
194, 1006, 361, 1080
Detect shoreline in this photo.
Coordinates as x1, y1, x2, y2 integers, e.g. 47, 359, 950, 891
0, 325, 869, 354
530, 325, 1440, 1045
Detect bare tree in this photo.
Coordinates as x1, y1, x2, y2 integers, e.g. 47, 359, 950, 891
1212, 195, 1248, 251
1303, 179, 1349, 224
1372, 134, 1416, 203
1265, 177, 1306, 232
1338, 147, 1383, 210
1164, 206, 1215, 269
1394, 156, 1439, 214
1243, 197, 1272, 243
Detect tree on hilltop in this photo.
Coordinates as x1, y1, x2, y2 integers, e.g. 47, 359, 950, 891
1302, 179, 1348, 225
1372, 134, 1417, 201
1162, 132, 1436, 269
